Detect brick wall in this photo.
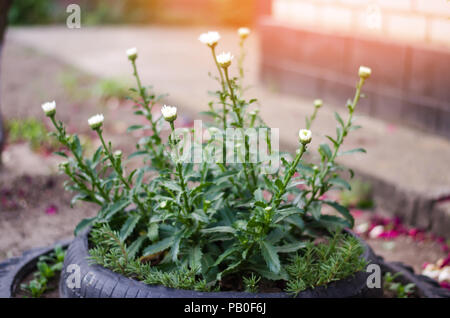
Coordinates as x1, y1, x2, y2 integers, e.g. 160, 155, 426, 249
272, 0, 450, 48
259, 0, 450, 138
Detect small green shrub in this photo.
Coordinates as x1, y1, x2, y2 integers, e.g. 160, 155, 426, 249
6, 118, 58, 151
383, 272, 416, 298
20, 246, 66, 298
42, 30, 372, 293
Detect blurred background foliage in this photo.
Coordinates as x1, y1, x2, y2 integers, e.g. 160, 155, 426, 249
8, 0, 256, 27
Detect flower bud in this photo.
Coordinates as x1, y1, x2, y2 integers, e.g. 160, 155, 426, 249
358, 66, 372, 79
238, 27, 250, 40
161, 105, 177, 122
88, 114, 104, 130
198, 31, 220, 48
216, 52, 234, 68
41, 101, 56, 117
160, 201, 168, 209
126, 47, 138, 61
314, 99, 323, 108
114, 150, 123, 158
298, 129, 312, 144
264, 206, 273, 212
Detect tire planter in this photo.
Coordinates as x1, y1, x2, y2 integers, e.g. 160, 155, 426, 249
59, 229, 383, 298
0, 239, 72, 298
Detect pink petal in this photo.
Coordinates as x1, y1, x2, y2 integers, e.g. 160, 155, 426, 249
45, 204, 58, 215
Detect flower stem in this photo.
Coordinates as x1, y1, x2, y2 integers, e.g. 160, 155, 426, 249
271, 143, 306, 208
223, 67, 258, 189
50, 116, 110, 202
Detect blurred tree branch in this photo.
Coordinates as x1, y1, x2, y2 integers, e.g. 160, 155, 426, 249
0, 0, 13, 166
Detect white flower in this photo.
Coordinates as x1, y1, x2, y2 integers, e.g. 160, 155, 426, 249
41, 101, 56, 116
298, 129, 312, 144
198, 31, 220, 48
238, 27, 250, 39
160, 201, 168, 209
264, 206, 273, 212
216, 52, 234, 68
422, 264, 441, 280
314, 99, 323, 108
161, 105, 177, 122
114, 150, 122, 158
359, 66, 372, 79
126, 47, 138, 61
88, 114, 104, 130
368, 225, 384, 239
356, 222, 369, 234
438, 267, 450, 283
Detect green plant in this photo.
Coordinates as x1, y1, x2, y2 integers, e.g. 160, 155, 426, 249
383, 272, 415, 298
6, 118, 58, 151
20, 246, 66, 298
8, 0, 53, 25
42, 30, 372, 292
243, 273, 261, 293
285, 232, 367, 296
93, 78, 133, 100
339, 179, 374, 209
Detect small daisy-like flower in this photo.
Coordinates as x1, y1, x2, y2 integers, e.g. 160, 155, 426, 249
264, 206, 273, 212
161, 105, 177, 122
126, 47, 138, 61
114, 150, 122, 158
314, 99, 323, 108
216, 52, 234, 68
198, 31, 220, 48
298, 129, 312, 144
88, 114, 104, 130
238, 27, 250, 39
41, 101, 56, 116
358, 66, 372, 79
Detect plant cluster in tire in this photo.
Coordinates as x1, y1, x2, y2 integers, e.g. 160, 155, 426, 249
20, 246, 66, 298
42, 29, 372, 294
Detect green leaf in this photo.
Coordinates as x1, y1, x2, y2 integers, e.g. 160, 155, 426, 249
284, 215, 305, 230
142, 237, 174, 257
276, 242, 307, 253
127, 125, 144, 132
127, 235, 146, 259
188, 245, 203, 271
201, 226, 235, 234
328, 177, 351, 190
315, 215, 351, 230
147, 223, 159, 242
54, 151, 68, 158
101, 199, 130, 221
309, 201, 322, 221
334, 112, 345, 128
319, 144, 332, 159
275, 179, 284, 190
170, 232, 183, 262
323, 201, 354, 227
273, 207, 304, 223
260, 240, 281, 273
119, 214, 141, 242
338, 148, 367, 156
212, 246, 239, 267
74, 217, 98, 236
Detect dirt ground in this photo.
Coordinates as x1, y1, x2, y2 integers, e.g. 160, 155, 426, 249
0, 41, 447, 276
